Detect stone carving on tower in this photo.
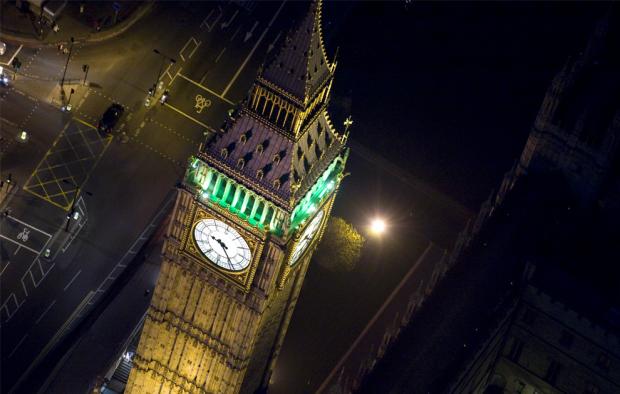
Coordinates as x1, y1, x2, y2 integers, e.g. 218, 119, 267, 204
125, 1, 349, 393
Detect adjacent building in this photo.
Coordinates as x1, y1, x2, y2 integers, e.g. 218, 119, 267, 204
356, 6, 620, 394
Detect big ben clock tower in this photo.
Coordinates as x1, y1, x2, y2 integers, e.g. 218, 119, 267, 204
125, 1, 349, 393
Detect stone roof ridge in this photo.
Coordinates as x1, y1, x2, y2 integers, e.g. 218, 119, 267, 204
322, 111, 347, 144
261, 0, 335, 103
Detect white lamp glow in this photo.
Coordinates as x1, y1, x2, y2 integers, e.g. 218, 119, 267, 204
370, 218, 386, 235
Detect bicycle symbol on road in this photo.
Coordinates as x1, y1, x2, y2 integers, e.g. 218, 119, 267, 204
17, 228, 30, 242
195, 94, 212, 114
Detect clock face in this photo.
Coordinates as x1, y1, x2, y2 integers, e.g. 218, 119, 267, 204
289, 210, 325, 266
193, 219, 252, 272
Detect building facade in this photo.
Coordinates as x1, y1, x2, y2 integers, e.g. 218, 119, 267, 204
125, 2, 349, 392
451, 269, 620, 394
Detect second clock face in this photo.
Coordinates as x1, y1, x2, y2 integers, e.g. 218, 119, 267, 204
289, 210, 325, 266
194, 219, 252, 271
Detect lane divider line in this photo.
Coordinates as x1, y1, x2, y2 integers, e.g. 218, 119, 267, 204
63, 270, 82, 292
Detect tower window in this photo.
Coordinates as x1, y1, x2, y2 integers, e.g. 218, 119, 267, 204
315, 143, 322, 159
256, 169, 264, 180
325, 131, 333, 147
239, 129, 252, 144
273, 179, 281, 189
237, 158, 245, 170
220, 148, 229, 159
273, 153, 281, 164
303, 156, 311, 172
256, 144, 264, 155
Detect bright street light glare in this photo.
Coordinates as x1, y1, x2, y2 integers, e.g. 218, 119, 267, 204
370, 218, 386, 235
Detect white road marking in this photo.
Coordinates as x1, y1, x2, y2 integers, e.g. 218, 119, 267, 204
222, 0, 286, 96
188, 39, 200, 59
244, 21, 259, 43
230, 25, 241, 41
267, 31, 282, 53
0, 293, 24, 323
0, 234, 40, 254
63, 269, 82, 291
8, 334, 28, 358
221, 10, 239, 29
201, 7, 222, 32
215, 48, 226, 63
178, 73, 234, 105
201, 9, 215, 27
179, 37, 201, 62
5, 214, 52, 237
1, 45, 23, 67
12, 291, 94, 390
35, 300, 56, 324
0, 261, 9, 276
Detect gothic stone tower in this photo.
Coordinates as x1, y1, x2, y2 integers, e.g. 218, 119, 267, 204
517, 7, 620, 204
125, 2, 349, 393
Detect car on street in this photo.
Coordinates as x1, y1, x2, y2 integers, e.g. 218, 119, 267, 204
0, 66, 9, 86
98, 103, 124, 133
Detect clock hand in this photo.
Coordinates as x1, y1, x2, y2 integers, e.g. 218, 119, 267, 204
210, 235, 232, 266
220, 242, 232, 263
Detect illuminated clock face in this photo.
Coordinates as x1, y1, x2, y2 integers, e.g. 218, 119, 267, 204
289, 210, 325, 266
194, 219, 252, 271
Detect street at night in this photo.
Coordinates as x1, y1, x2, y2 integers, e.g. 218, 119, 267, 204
1, 1, 619, 394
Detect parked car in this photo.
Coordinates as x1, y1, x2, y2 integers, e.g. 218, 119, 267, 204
98, 104, 124, 133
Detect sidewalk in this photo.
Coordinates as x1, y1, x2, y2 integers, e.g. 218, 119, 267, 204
0, 1, 154, 47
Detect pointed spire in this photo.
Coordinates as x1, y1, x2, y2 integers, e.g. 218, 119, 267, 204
261, 0, 334, 103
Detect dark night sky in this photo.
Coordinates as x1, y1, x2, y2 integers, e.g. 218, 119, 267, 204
321, 1, 610, 210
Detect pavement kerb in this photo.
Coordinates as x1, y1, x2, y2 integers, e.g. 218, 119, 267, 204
0, 0, 154, 48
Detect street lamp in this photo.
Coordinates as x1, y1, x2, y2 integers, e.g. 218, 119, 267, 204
63, 179, 92, 232
60, 37, 75, 89
369, 217, 387, 236
62, 88, 75, 112
151, 49, 176, 96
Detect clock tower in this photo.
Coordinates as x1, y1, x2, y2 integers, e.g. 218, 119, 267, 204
125, 1, 349, 393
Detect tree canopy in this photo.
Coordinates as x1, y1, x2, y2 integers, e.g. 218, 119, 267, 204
314, 216, 365, 272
